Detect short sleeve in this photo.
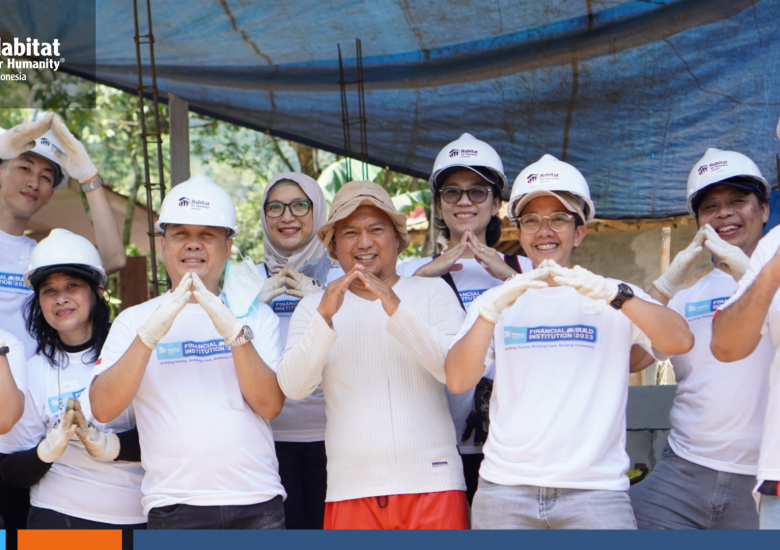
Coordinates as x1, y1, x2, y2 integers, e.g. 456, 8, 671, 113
93, 309, 139, 379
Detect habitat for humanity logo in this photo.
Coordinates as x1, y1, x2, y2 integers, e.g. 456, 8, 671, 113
526, 173, 559, 187
177, 196, 210, 211
685, 297, 728, 318
504, 325, 597, 345
698, 160, 728, 178
0, 37, 63, 81
156, 339, 231, 359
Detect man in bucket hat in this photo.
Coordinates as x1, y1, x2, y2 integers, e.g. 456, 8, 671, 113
277, 180, 469, 529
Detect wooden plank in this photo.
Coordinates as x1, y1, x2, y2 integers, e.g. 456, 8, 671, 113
120, 256, 149, 311
168, 93, 190, 186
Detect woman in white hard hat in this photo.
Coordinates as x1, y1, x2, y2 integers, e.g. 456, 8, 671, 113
255, 172, 343, 529
446, 154, 693, 529
397, 133, 532, 505
0, 230, 145, 538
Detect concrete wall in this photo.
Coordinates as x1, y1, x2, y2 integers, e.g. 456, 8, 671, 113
571, 224, 702, 290
626, 385, 675, 472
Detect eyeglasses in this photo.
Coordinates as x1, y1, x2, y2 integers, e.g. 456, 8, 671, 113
517, 212, 575, 233
264, 200, 313, 218
439, 187, 492, 204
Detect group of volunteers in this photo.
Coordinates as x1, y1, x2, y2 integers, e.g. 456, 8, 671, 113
0, 113, 778, 533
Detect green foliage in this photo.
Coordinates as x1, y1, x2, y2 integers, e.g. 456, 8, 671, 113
317, 158, 383, 206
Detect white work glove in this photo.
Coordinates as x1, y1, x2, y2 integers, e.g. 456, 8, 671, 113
479, 263, 550, 324
552, 263, 619, 303
191, 273, 243, 343
37, 402, 76, 463
137, 272, 193, 349
72, 399, 119, 461
50, 114, 98, 183
258, 271, 289, 304
0, 113, 53, 160
284, 267, 325, 299
653, 227, 713, 299
701, 224, 750, 282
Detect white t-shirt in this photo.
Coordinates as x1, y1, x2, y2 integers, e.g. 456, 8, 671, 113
0, 229, 36, 359
454, 282, 661, 491
0, 327, 28, 450
720, 225, 780, 483
398, 254, 533, 454
1, 349, 145, 524
257, 263, 343, 442
667, 269, 772, 475
93, 292, 285, 515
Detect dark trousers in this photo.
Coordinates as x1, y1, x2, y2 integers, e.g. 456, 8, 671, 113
147, 496, 285, 529
275, 441, 327, 529
461, 453, 485, 506
28, 506, 146, 550
0, 485, 29, 550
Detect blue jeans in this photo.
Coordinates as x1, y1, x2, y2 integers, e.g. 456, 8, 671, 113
630, 445, 758, 529
760, 495, 780, 529
472, 477, 636, 529
147, 496, 285, 529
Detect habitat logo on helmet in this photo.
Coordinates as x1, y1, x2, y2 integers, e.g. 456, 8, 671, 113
686, 148, 769, 217
429, 133, 508, 195
155, 175, 239, 237
509, 154, 595, 223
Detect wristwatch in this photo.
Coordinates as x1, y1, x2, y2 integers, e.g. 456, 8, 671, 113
0, 346, 9, 355
227, 325, 254, 348
609, 283, 635, 310
81, 175, 104, 193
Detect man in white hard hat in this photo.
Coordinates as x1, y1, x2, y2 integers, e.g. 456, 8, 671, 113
630, 149, 772, 529
710, 149, 780, 528
89, 175, 287, 529
277, 180, 469, 529
446, 154, 693, 529
0, 113, 125, 359
0, 113, 125, 533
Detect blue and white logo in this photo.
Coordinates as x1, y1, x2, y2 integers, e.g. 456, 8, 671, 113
504, 325, 597, 345
459, 289, 487, 305
156, 338, 231, 359
685, 297, 728, 318
0, 272, 29, 291
272, 300, 298, 315
47, 388, 85, 414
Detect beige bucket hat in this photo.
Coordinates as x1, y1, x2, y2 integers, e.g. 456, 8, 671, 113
317, 180, 411, 259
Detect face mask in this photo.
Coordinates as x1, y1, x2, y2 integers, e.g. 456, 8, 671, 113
223, 251, 264, 318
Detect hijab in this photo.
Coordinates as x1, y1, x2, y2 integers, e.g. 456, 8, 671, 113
260, 172, 331, 279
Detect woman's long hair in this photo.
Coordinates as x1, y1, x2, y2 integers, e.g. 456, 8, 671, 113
23, 271, 110, 368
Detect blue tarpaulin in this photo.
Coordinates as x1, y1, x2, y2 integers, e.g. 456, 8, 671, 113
1, 0, 779, 218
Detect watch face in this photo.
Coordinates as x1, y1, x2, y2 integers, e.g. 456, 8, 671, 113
243, 326, 254, 340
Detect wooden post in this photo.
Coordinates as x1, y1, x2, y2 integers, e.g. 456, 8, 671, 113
660, 225, 672, 273
168, 93, 190, 187
120, 256, 149, 310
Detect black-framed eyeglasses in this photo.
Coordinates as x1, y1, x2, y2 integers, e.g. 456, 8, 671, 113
517, 212, 575, 233
439, 187, 492, 204
264, 200, 313, 218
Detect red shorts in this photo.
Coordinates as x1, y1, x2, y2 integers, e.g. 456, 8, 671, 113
324, 490, 468, 530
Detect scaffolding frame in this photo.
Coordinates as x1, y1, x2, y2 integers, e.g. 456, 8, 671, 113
133, 0, 168, 297
338, 39, 369, 181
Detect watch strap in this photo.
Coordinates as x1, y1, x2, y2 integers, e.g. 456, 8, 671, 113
81, 175, 104, 193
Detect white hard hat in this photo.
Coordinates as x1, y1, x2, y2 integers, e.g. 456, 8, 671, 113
429, 133, 508, 195
686, 148, 770, 217
24, 229, 107, 289
155, 175, 239, 237
0, 127, 70, 190
509, 154, 596, 223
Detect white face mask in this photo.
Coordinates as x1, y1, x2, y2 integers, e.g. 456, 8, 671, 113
223, 251, 264, 318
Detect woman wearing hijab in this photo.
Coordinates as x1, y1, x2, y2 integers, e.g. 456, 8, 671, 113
257, 172, 343, 530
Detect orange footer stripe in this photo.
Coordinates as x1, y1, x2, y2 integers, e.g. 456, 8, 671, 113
19, 530, 121, 550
